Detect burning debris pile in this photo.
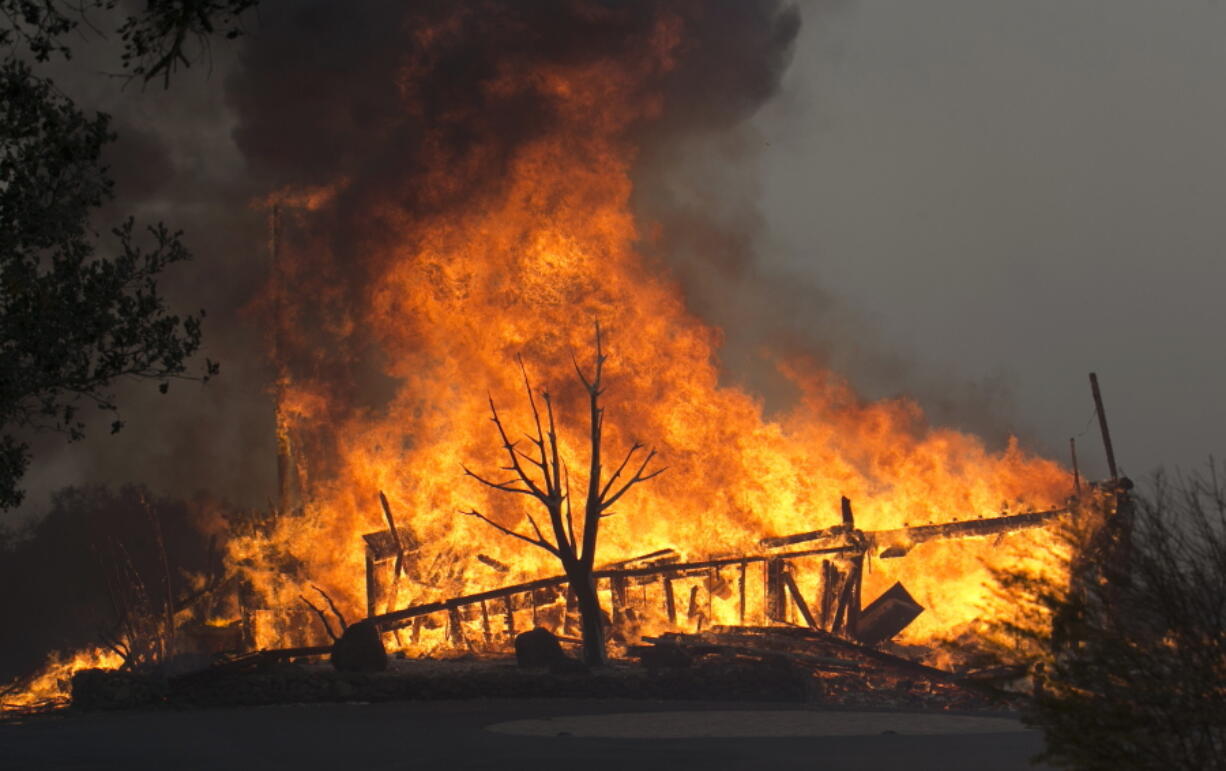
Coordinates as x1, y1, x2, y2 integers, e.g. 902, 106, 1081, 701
359, 495, 1068, 659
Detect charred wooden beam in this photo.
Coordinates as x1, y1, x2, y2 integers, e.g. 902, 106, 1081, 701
737, 560, 747, 625
687, 585, 704, 631
364, 549, 378, 619
781, 570, 818, 630
764, 558, 786, 623
603, 549, 680, 571
870, 509, 1067, 555
503, 595, 515, 640
846, 552, 863, 637
763, 508, 1068, 556
447, 607, 466, 648
610, 575, 629, 626
664, 576, 677, 624
371, 574, 570, 631
831, 554, 862, 638
477, 554, 510, 573
818, 560, 841, 631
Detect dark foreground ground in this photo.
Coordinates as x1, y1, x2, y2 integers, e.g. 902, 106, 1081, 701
0, 698, 1055, 771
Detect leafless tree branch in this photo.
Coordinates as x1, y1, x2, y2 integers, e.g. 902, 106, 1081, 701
461, 508, 561, 558
311, 584, 348, 632
300, 595, 339, 642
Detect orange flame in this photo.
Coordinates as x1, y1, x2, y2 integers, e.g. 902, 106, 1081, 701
1, 648, 124, 712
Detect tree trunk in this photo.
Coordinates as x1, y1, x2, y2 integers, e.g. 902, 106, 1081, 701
568, 567, 606, 666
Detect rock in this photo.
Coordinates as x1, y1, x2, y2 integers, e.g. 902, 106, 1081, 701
331, 620, 387, 673
515, 627, 565, 669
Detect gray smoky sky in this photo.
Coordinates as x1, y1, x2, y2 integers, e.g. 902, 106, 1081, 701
752, 0, 1226, 482
10, 0, 1225, 522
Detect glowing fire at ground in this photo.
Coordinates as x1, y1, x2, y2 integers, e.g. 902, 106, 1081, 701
1, 648, 124, 712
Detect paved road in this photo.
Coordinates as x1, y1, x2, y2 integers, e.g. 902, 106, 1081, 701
0, 699, 1055, 770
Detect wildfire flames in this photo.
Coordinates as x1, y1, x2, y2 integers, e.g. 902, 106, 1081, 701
229, 4, 1069, 655
5, 2, 1073, 709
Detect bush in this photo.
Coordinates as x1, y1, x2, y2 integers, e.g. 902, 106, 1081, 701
991, 469, 1226, 769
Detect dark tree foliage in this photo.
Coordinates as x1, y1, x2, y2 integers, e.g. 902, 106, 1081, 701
0, 484, 220, 683
987, 471, 1226, 770
1, 0, 256, 85
0, 1, 255, 508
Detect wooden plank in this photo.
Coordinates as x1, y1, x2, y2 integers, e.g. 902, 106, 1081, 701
856, 582, 923, 646
818, 560, 840, 631
448, 607, 465, 647
611, 575, 628, 626
371, 574, 569, 630
687, 585, 703, 631
765, 558, 785, 622
738, 560, 747, 625
664, 576, 676, 624
480, 600, 492, 645
846, 553, 863, 637
364, 548, 377, 619
781, 570, 818, 630
762, 508, 1067, 552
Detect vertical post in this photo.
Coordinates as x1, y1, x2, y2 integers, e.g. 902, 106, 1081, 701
836, 497, 863, 638
706, 568, 716, 621
846, 553, 864, 637
663, 576, 677, 624
364, 548, 378, 619
611, 575, 628, 627
765, 558, 785, 623
1070, 437, 1082, 496
448, 607, 466, 648
480, 601, 492, 646
687, 585, 703, 632
738, 560, 747, 625
782, 572, 818, 630
503, 595, 515, 640
1089, 373, 1119, 480
819, 560, 840, 631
